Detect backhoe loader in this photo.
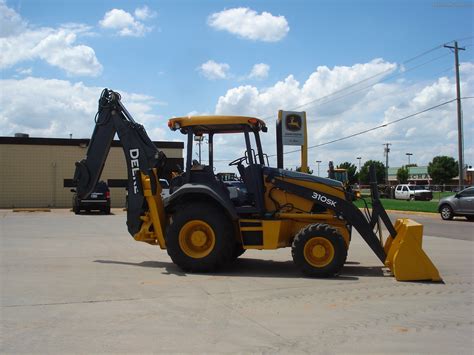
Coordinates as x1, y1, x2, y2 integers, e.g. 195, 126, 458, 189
73, 89, 441, 281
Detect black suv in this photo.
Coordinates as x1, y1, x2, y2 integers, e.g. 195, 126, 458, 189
71, 181, 111, 214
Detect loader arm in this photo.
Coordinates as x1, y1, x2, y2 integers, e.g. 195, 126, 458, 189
267, 166, 441, 281
73, 89, 167, 237
269, 178, 388, 263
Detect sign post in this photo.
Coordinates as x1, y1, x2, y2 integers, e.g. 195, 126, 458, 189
276, 110, 308, 172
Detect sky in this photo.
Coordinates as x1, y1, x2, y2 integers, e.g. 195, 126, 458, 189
1, 0, 473, 174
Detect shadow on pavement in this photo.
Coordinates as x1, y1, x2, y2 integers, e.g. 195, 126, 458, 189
94, 258, 385, 280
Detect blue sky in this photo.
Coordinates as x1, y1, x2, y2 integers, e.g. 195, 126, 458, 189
1, 0, 473, 172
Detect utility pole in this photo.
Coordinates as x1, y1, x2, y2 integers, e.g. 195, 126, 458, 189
316, 160, 322, 177
444, 41, 466, 190
383, 143, 391, 186
356, 157, 362, 186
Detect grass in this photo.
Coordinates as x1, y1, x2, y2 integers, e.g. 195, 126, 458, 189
354, 198, 439, 213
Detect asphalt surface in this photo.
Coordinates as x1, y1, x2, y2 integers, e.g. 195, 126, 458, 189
387, 211, 474, 241
1, 209, 473, 354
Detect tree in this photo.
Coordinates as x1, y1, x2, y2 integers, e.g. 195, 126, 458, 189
337, 162, 358, 184
358, 160, 385, 184
428, 156, 458, 185
397, 166, 409, 184
296, 166, 314, 174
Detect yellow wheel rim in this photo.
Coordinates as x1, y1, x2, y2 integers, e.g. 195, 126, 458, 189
303, 237, 335, 268
178, 220, 216, 258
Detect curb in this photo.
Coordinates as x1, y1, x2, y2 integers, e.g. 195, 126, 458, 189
12, 208, 51, 212
384, 209, 438, 217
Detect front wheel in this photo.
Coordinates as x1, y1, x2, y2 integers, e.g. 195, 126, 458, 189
166, 202, 235, 272
440, 204, 454, 220
292, 224, 347, 278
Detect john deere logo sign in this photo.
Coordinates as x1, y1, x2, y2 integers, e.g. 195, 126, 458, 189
280, 111, 306, 146
285, 114, 302, 131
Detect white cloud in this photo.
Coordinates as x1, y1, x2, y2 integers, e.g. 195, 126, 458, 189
248, 63, 270, 79
134, 6, 157, 20
99, 7, 154, 37
0, 78, 166, 140
211, 59, 473, 170
208, 7, 289, 42
198, 60, 230, 80
0, 2, 102, 76
0, 0, 26, 37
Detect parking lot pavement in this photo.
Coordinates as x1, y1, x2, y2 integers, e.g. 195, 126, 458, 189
1, 209, 473, 354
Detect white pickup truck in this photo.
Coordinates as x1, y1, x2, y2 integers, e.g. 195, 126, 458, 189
394, 184, 433, 201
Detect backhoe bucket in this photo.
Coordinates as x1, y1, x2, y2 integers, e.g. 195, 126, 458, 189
384, 219, 442, 282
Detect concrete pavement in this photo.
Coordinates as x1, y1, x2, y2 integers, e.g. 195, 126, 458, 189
1, 209, 473, 354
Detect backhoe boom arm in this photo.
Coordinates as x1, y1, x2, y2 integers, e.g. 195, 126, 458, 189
73, 89, 166, 236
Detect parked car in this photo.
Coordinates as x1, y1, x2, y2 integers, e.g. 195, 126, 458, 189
438, 186, 474, 221
71, 180, 111, 214
394, 184, 433, 201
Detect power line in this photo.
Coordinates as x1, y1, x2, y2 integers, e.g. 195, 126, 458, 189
297, 53, 451, 112
257, 37, 470, 122
212, 97, 473, 164
268, 98, 458, 157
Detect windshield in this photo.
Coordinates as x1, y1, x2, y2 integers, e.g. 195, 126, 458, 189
334, 171, 348, 183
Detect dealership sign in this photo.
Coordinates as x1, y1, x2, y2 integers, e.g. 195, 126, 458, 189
280, 111, 306, 146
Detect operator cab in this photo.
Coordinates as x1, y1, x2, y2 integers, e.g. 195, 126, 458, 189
168, 116, 269, 214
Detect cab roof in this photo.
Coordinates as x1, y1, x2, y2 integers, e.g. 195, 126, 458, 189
168, 115, 267, 134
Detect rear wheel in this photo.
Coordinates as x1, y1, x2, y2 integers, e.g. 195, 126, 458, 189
466, 215, 474, 222
440, 204, 454, 220
166, 202, 234, 272
292, 224, 347, 277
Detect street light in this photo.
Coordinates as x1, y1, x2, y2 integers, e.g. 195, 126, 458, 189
357, 157, 362, 186
406, 152, 413, 166
316, 160, 322, 176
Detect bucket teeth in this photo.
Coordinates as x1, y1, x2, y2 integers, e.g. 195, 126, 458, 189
384, 219, 442, 282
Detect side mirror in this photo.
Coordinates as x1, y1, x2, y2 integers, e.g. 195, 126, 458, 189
70, 189, 76, 193
454, 193, 460, 198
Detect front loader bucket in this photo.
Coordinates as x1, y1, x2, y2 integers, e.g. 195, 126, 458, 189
384, 219, 442, 282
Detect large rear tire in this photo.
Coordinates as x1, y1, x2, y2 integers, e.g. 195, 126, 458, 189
166, 202, 234, 272
292, 224, 347, 278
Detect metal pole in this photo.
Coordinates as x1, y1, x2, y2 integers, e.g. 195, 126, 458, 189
198, 140, 201, 164
316, 160, 321, 177
384, 143, 391, 185
357, 157, 361, 186
444, 41, 466, 190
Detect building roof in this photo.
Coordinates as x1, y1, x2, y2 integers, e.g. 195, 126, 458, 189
0, 136, 184, 149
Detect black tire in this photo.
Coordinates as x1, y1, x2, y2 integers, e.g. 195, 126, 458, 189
166, 202, 234, 272
231, 242, 246, 260
292, 223, 347, 278
440, 204, 454, 220
465, 215, 474, 222
103, 206, 111, 215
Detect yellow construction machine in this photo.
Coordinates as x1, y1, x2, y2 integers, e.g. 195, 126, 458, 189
73, 89, 441, 281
